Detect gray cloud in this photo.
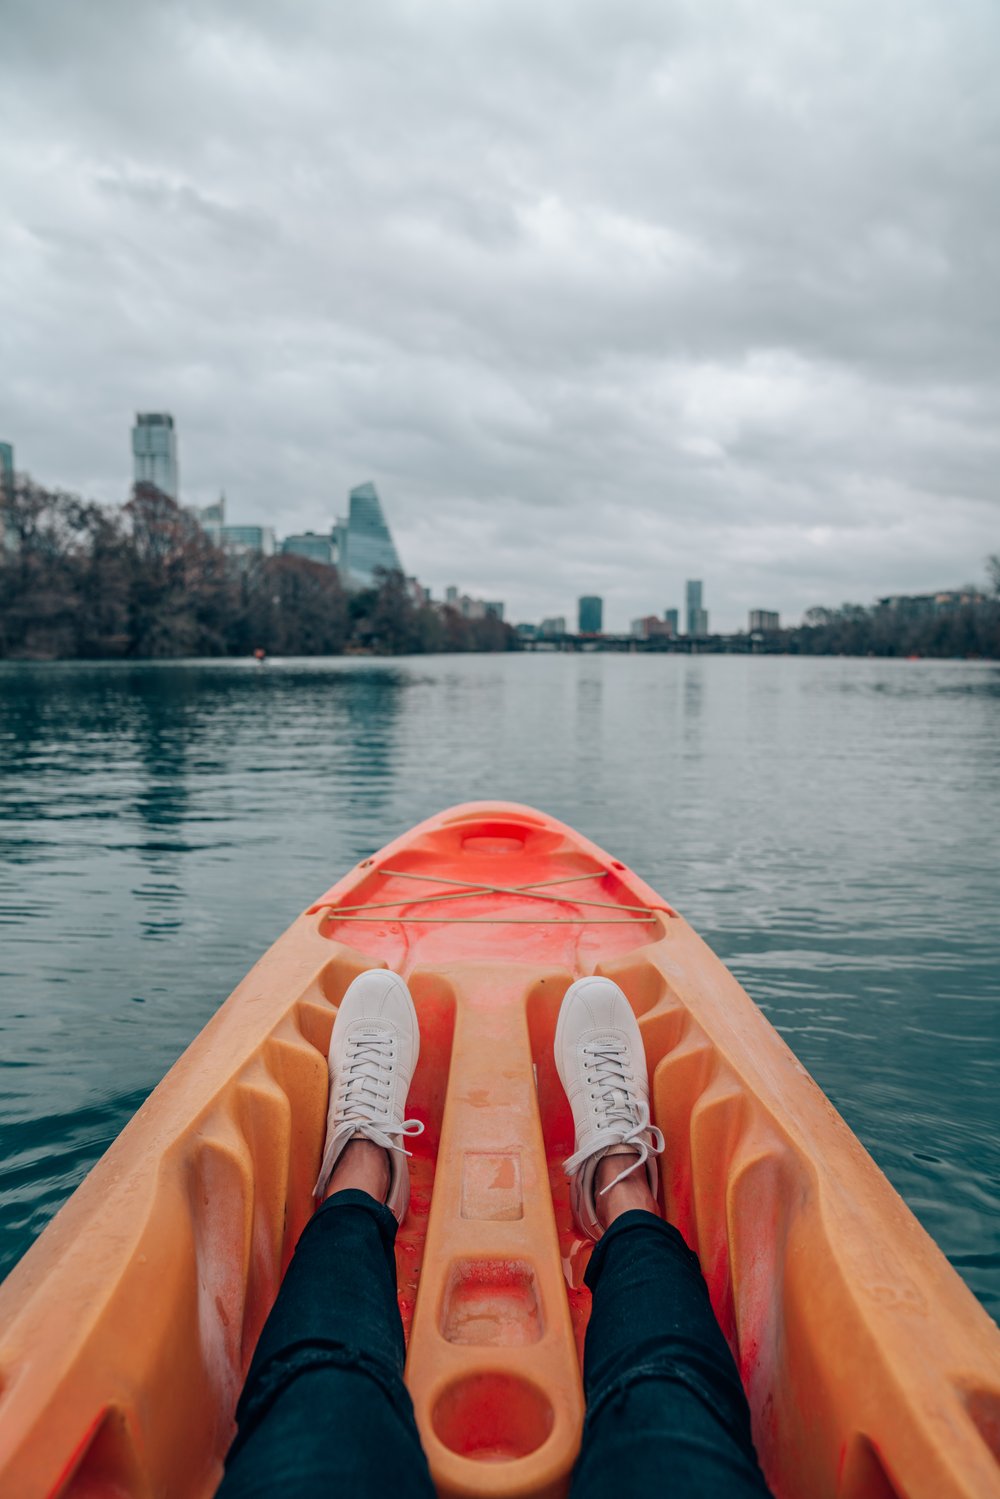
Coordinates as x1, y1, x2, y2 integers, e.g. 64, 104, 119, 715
2, 0, 998, 629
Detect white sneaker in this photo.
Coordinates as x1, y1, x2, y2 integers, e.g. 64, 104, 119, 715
555, 976, 665, 1240
314, 970, 424, 1222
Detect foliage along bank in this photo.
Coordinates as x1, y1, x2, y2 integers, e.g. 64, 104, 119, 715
0, 479, 515, 660
781, 578, 1000, 660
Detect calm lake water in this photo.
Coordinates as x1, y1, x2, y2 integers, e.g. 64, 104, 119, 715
1, 655, 998, 1317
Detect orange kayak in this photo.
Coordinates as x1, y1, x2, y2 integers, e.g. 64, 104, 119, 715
0, 802, 998, 1499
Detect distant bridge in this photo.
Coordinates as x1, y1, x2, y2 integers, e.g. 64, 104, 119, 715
518, 633, 782, 654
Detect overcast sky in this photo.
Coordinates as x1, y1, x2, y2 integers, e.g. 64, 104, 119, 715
2, 0, 998, 629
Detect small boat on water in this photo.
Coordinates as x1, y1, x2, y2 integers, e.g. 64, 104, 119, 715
0, 802, 998, 1499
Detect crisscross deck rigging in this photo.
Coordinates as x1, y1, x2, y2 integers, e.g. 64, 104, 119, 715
318, 867, 661, 924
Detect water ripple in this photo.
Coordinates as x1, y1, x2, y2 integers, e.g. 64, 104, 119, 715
1, 655, 998, 1319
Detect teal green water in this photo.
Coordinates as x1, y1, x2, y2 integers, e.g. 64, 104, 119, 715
1, 655, 998, 1316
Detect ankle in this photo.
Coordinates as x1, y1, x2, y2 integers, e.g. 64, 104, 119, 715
595, 1149, 660, 1230
323, 1137, 390, 1203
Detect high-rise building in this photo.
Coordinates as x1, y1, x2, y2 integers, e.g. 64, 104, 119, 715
0, 441, 13, 500
442, 588, 505, 621
685, 579, 701, 633
0, 440, 14, 554
540, 616, 567, 637
874, 592, 987, 617
664, 608, 679, 635
335, 482, 402, 588
632, 615, 672, 639
283, 532, 335, 565
195, 491, 275, 557
132, 413, 178, 499
196, 493, 225, 545
686, 580, 708, 636
578, 596, 603, 634
749, 610, 780, 632
219, 525, 276, 558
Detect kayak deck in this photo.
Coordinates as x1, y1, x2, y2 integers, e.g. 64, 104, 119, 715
0, 802, 998, 1498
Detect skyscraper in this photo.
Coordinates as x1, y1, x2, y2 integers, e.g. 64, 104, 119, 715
132, 413, 178, 499
283, 532, 335, 565
219, 525, 276, 558
578, 596, 603, 634
664, 608, 679, 635
686, 580, 708, 636
0, 441, 13, 501
197, 494, 226, 545
336, 482, 402, 588
0, 441, 13, 554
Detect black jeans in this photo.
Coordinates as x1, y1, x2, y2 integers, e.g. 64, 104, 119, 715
219, 1192, 772, 1498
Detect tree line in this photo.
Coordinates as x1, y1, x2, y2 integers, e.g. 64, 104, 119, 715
1, 475, 996, 660
0, 479, 515, 660
781, 569, 1000, 659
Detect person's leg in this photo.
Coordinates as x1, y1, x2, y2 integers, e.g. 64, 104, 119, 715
555, 976, 772, 1499
570, 1156, 772, 1499
219, 972, 434, 1499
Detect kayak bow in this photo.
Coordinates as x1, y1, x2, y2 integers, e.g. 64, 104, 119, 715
0, 802, 997, 1499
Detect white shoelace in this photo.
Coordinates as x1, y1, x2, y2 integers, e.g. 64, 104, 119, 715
563, 1041, 665, 1194
315, 1033, 424, 1195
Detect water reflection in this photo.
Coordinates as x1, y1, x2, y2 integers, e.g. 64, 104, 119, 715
130, 677, 196, 940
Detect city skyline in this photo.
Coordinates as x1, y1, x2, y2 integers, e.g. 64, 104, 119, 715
125, 411, 764, 630
12, 396, 995, 634
3, 2, 997, 634
3, 403, 977, 634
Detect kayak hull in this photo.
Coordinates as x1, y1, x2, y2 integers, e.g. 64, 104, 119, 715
0, 802, 997, 1498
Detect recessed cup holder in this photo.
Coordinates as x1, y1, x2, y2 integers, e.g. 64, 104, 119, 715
459, 820, 530, 853
461, 834, 525, 853
431, 1372, 555, 1463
